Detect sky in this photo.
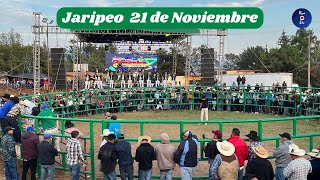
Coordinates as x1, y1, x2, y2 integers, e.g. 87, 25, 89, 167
0, 0, 319, 54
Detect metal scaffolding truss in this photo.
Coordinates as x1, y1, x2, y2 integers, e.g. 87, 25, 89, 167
72, 39, 79, 91
32, 12, 227, 93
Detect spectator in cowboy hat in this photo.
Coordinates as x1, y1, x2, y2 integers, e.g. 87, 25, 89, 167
307, 149, 320, 180
283, 144, 311, 180
245, 131, 262, 161
273, 132, 294, 180
100, 129, 114, 148
245, 146, 274, 180
135, 135, 156, 180
210, 141, 239, 180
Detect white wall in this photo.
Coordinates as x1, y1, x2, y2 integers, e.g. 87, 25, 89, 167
221, 73, 293, 87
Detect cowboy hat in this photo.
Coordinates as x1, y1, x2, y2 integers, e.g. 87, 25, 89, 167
246, 131, 260, 141
100, 129, 114, 137
2, 94, 10, 99
22, 99, 30, 107
289, 144, 306, 156
307, 149, 320, 158
253, 146, 269, 159
217, 141, 235, 157
138, 135, 151, 145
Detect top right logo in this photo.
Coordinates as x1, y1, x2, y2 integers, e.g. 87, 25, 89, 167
292, 8, 312, 28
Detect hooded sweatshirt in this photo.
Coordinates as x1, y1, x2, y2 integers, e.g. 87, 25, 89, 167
21, 131, 40, 160
273, 140, 294, 167
155, 133, 176, 170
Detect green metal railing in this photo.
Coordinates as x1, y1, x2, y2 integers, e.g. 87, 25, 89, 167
16, 114, 320, 179
20, 85, 320, 118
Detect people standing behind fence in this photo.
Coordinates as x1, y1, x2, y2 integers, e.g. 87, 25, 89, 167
245, 146, 274, 180
242, 75, 246, 86
98, 132, 117, 180
273, 132, 294, 180
155, 133, 176, 180
245, 131, 262, 162
66, 130, 86, 180
174, 130, 199, 180
115, 133, 134, 180
37, 133, 59, 180
200, 94, 209, 125
307, 149, 320, 180
204, 130, 222, 180
237, 76, 242, 87
209, 141, 239, 180
0, 94, 15, 131
38, 104, 61, 152
135, 135, 156, 180
21, 126, 39, 180
1, 126, 18, 180
227, 128, 248, 180
283, 144, 312, 180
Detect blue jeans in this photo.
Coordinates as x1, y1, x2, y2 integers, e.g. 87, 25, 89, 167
238, 168, 243, 180
4, 159, 19, 180
103, 171, 117, 180
69, 164, 81, 180
180, 167, 195, 180
275, 167, 286, 180
138, 169, 152, 180
160, 169, 173, 180
119, 164, 134, 180
40, 164, 55, 180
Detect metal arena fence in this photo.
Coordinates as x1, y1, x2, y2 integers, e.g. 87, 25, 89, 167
1, 85, 320, 179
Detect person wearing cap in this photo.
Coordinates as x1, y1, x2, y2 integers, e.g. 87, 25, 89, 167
21, 126, 40, 180
205, 130, 222, 179
210, 141, 239, 180
273, 132, 294, 180
37, 133, 59, 180
245, 131, 262, 161
0, 94, 15, 131
98, 133, 117, 180
38, 104, 61, 151
227, 128, 248, 180
200, 94, 209, 125
1, 126, 18, 180
307, 149, 320, 180
108, 115, 122, 138
174, 130, 199, 180
65, 120, 84, 137
155, 133, 176, 180
245, 146, 274, 180
135, 135, 156, 180
283, 144, 312, 180
115, 133, 134, 180
66, 130, 86, 180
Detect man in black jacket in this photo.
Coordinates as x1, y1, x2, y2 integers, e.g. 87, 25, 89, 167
135, 135, 156, 180
115, 133, 134, 180
174, 130, 199, 180
98, 133, 117, 180
37, 134, 59, 180
246, 146, 274, 180
204, 130, 222, 180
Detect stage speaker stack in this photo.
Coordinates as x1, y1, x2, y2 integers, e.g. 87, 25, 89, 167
201, 48, 215, 86
50, 48, 66, 90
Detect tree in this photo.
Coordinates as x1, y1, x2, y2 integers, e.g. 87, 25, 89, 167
237, 46, 266, 70
224, 53, 239, 70
277, 30, 291, 47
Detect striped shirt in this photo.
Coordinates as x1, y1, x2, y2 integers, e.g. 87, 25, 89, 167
66, 138, 85, 166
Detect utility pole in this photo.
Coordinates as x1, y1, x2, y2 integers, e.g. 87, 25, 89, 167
42, 18, 54, 92
308, 34, 311, 88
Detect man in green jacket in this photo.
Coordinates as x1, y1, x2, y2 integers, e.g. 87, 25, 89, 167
38, 104, 61, 151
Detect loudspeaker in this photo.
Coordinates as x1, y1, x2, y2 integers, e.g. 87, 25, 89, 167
201, 48, 215, 86
51, 48, 66, 90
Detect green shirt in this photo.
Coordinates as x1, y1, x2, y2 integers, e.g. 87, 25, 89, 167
38, 109, 56, 130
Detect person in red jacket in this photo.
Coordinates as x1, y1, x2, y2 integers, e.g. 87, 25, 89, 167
21, 126, 40, 180
228, 128, 248, 180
